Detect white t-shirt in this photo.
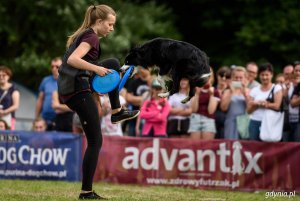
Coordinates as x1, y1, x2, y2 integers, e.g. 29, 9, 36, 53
168, 92, 191, 120
249, 84, 282, 121
100, 95, 126, 136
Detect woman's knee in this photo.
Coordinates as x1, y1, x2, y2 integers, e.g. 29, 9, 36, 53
99, 58, 120, 70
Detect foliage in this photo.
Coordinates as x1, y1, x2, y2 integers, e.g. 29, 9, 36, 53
161, 0, 300, 70
0, 0, 180, 90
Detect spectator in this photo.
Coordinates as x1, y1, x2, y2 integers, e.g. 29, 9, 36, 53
35, 57, 61, 130
0, 65, 20, 130
32, 117, 47, 132
188, 68, 220, 140
52, 90, 74, 132
275, 73, 285, 85
246, 62, 260, 89
283, 64, 294, 84
100, 94, 126, 136
221, 66, 249, 140
290, 61, 300, 141
246, 63, 283, 141
167, 77, 192, 138
281, 64, 297, 141
214, 66, 231, 139
72, 113, 84, 135
293, 61, 300, 84
0, 119, 9, 130
125, 67, 152, 136
140, 79, 170, 138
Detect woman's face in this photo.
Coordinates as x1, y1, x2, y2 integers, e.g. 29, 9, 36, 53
232, 71, 245, 82
259, 70, 273, 85
217, 72, 230, 86
151, 87, 162, 98
97, 14, 116, 37
294, 65, 300, 79
276, 76, 285, 85
0, 71, 9, 85
180, 78, 189, 89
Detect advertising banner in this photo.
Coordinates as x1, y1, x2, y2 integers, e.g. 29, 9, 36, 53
0, 131, 82, 181
94, 136, 300, 192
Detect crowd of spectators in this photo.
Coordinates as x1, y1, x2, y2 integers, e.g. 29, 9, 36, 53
0, 59, 300, 142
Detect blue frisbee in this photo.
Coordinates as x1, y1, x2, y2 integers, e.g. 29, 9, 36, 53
91, 70, 120, 94
118, 65, 134, 91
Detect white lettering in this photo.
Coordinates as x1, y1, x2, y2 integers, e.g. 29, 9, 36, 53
160, 149, 178, 171
122, 147, 139, 169
197, 150, 216, 172
140, 139, 159, 170
178, 149, 195, 171
244, 151, 263, 174
217, 143, 230, 173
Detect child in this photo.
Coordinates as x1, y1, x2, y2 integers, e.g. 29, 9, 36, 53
57, 5, 139, 199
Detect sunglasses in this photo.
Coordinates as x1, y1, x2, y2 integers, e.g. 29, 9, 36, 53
218, 73, 231, 79
51, 65, 59, 69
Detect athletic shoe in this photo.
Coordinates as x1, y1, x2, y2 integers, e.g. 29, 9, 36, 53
111, 109, 140, 124
79, 191, 106, 199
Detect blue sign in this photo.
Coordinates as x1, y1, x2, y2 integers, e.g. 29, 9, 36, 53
0, 131, 82, 181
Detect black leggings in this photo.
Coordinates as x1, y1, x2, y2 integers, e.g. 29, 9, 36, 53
97, 58, 121, 110
65, 58, 121, 191
66, 91, 101, 191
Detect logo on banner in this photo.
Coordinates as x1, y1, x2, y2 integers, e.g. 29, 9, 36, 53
122, 139, 263, 175
0, 134, 20, 143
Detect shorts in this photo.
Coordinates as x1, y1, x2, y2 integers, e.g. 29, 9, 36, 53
188, 113, 216, 133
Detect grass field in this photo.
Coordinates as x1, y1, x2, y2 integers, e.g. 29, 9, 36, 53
0, 179, 299, 201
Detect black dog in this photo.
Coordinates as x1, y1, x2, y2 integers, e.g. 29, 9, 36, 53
121, 38, 211, 103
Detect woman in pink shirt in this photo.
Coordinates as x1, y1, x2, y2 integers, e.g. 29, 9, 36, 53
140, 79, 170, 137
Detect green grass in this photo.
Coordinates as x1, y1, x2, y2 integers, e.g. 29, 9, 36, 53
0, 179, 299, 201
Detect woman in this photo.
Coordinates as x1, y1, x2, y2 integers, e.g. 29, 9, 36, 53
57, 5, 139, 199
167, 77, 192, 138
188, 69, 220, 140
52, 91, 74, 132
0, 66, 20, 130
220, 66, 249, 139
214, 66, 231, 139
246, 63, 283, 141
140, 79, 170, 138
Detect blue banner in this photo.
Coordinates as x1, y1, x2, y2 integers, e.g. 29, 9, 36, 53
0, 131, 82, 181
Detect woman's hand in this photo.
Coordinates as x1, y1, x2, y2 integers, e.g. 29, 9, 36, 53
94, 66, 112, 77
0, 109, 7, 117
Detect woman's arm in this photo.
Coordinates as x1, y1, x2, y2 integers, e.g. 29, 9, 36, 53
52, 91, 72, 113
207, 87, 219, 115
140, 101, 159, 119
265, 89, 283, 110
290, 95, 300, 107
67, 42, 111, 76
191, 87, 201, 113
246, 95, 259, 114
220, 89, 231, 112
2, 90, 20, 115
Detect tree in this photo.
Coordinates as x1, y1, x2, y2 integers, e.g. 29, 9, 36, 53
0, 0, 181, 89
156, 0, 300, 70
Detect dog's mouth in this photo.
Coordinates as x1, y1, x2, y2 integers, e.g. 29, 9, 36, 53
193, 72, 211, 87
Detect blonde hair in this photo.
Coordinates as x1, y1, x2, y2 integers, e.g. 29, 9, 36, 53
231, 66, 246, 78
66, 5, 116, 48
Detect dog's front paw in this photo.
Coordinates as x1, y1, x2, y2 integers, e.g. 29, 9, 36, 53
158, 92, 170, 98
181, 96, 191, 104
120, 65, 130, 73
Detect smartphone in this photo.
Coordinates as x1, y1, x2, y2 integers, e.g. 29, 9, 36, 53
231, 81, 242, 88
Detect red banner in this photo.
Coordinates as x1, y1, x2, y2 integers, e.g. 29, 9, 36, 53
90, 136, 300, 192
